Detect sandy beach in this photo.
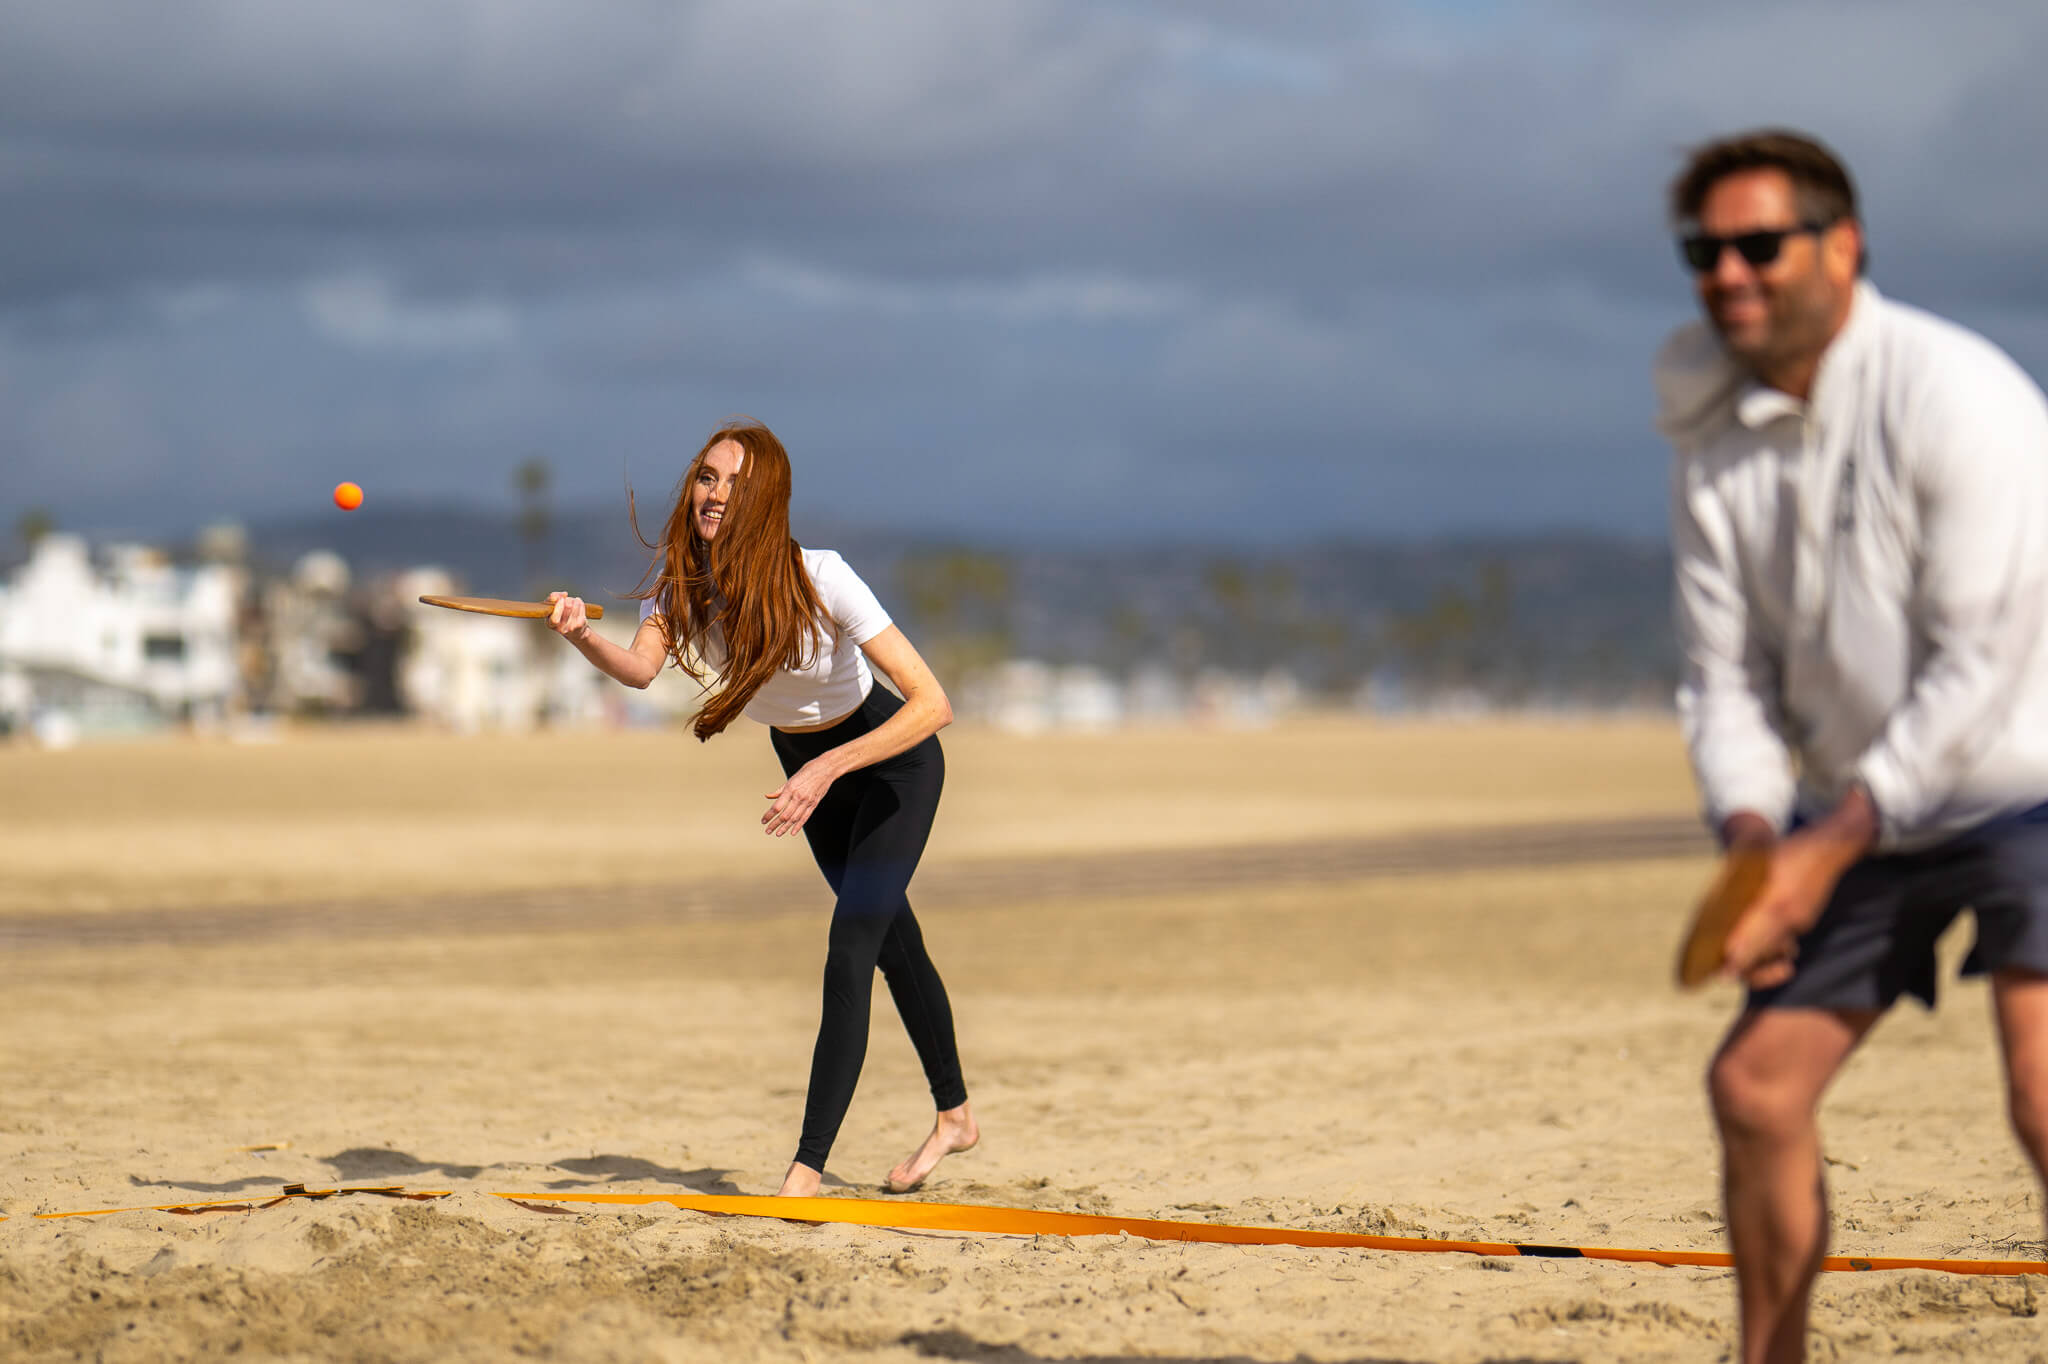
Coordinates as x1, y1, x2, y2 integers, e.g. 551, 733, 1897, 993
2, 717, 2041, 1362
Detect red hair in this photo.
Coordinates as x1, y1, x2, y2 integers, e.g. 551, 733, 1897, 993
632, 420, 824, 740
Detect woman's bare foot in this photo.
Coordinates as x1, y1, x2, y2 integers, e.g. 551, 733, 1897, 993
776, 1161, 822, 1198
886, 1101, 978, 1194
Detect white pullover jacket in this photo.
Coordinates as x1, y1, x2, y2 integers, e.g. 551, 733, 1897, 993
1656, 281, 2048, 852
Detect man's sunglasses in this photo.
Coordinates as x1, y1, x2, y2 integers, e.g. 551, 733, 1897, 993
1677, 221, 1832, 273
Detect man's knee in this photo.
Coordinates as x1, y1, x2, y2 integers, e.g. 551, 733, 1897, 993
1707, 1040, 1819, 1143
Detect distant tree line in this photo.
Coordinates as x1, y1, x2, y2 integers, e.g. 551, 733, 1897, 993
891, 539, 1678, 707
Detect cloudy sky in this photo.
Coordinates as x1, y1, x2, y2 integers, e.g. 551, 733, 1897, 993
6, 0, 2047, 545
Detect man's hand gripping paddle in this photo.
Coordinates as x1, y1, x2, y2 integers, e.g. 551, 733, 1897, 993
418, 595, 605, 620
1675, 846, 1770, 988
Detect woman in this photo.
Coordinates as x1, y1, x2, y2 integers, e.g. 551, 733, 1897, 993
544, 420, 977, 1197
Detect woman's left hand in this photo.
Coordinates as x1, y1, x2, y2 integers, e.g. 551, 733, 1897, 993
763, 761, 835, 837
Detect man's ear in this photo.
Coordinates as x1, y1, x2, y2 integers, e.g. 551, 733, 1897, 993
1823, 218, 1864, 281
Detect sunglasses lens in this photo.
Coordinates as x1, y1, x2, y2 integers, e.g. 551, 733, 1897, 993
1680, 237, 1718, 272
1733, 232, 1786, 267
1679, 226, 1810, 273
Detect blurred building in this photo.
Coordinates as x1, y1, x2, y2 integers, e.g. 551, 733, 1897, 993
959, 657, 1299, 733
0, 530, 705, 741
0, 534, 240, 742
395, 569, 697, 731
256, 550, 361, 716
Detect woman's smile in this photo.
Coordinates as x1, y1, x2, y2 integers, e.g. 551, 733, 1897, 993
691, 439, 744, 541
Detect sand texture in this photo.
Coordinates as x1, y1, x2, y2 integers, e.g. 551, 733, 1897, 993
2, 718, 2042, 1362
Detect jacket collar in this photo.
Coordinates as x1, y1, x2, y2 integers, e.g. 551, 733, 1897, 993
1722, 280, 1886, 433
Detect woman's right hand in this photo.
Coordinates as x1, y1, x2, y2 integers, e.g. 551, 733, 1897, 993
546, 591, 593, 642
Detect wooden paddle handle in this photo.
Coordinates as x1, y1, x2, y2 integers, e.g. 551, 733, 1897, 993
417, 595, 607, 620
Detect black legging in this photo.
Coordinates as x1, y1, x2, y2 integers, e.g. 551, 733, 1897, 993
770, 683, 968, 1172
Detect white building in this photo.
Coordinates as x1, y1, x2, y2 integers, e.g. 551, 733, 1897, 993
262, 550, 359, 714
0, 535, 240, 741
959, 657, 1301, 733
963, 659, 1123, 733
395, 569, 699, 732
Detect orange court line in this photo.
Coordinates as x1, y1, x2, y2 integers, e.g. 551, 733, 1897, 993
11, 1185, 2044, 1276
488, 1190, 2048, 1278
15, 1186, 451, 1221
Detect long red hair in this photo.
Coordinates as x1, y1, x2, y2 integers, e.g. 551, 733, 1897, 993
631, 420, 824, 740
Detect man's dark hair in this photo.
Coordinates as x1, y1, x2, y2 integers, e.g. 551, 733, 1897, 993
1670, 129, 1863, 271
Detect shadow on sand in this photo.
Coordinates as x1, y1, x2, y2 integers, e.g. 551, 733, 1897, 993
126, 1175, 286, 1194
321, 1147, 486, 1180
123, 1148, 483, 1195
541, 1155, 746, 1195
901, 1332, 1576, 1364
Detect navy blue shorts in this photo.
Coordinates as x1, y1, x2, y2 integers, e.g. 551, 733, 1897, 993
1750, 803, 2048, 1012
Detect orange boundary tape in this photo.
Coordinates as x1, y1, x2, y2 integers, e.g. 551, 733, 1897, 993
486, 1191, 2048, 1278
10, 1185, 2043, 1277
10, 1186, 451, 1221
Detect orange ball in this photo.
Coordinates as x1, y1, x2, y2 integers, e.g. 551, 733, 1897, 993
332, 481, 364, 511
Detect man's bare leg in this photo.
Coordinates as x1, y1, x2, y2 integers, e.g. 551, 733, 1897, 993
1991, 969, 2048, 1230
1709, 1007, 1880, 1364
886, 1100, 978, 1194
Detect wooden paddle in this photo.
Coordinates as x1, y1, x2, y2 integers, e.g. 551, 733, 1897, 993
417, 595, 605, 620
1675, 846, 1770, 988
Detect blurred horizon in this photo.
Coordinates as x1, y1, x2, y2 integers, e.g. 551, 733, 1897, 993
3, 490, 1678, 560
0, 499, 1677, 745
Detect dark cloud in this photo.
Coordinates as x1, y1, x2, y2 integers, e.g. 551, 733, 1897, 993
4, 0, 2046, 541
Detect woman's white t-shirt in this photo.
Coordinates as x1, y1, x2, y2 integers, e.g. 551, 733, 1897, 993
641, 548, 893, 727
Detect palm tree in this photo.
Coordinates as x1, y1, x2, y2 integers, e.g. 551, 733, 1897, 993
17, 509, 55, 551
513, 458, 551, 597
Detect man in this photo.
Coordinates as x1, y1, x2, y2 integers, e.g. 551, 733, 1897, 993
1655, 128, 2048, 1363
